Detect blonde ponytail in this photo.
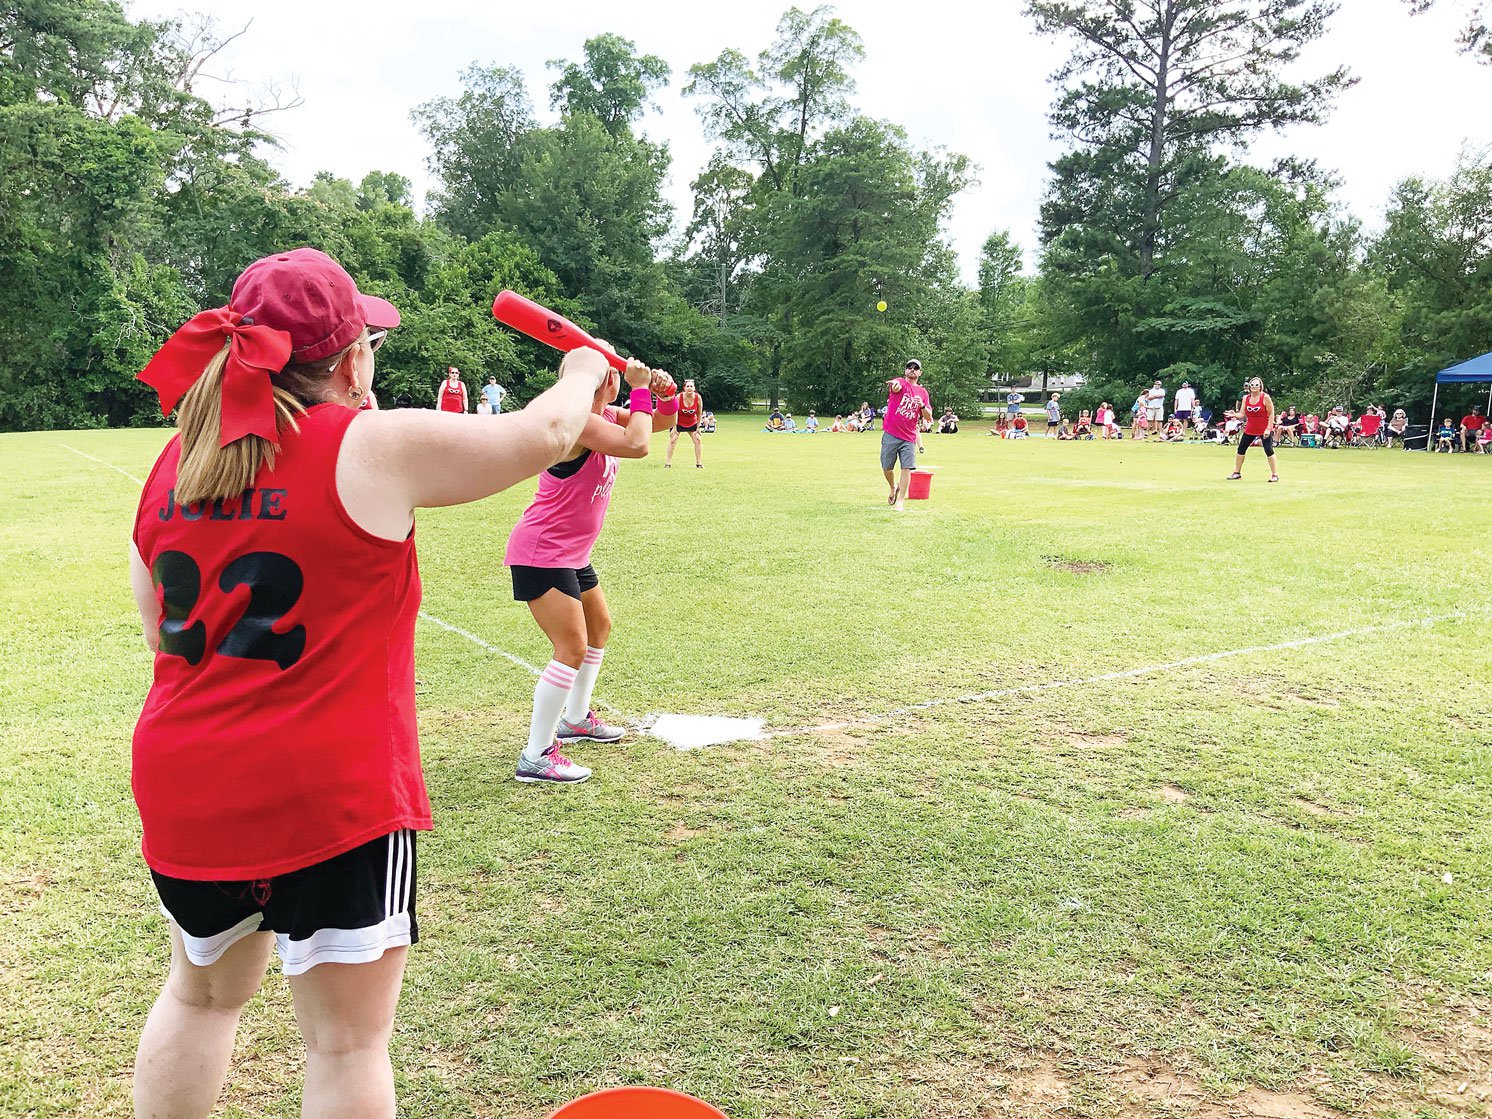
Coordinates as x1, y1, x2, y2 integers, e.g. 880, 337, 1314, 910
173, 338, 360, 504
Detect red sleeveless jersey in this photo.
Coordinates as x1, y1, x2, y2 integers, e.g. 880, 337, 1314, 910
1242, 394, 1271, 436
131, 405, 429, 880
678, 393, 701, 427
439, 379, 465, 412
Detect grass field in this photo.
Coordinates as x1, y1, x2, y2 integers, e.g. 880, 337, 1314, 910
2, 416, 1490, 1118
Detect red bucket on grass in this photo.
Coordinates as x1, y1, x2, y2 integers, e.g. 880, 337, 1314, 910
907, 470, 933, 500
548, 1086, 728, 1119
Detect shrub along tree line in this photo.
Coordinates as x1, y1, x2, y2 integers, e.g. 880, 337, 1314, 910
3, 1, 1490, 432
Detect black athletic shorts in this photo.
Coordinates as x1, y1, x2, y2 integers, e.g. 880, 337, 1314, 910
511, 563, 600, 602
1237, 432, 1275, 455
676, 423, 698, 434
152, 829, 418, 976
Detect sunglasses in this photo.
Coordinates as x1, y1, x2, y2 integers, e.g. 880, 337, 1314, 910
366, 329, 388, 353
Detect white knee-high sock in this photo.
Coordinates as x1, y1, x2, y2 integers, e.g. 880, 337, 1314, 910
564, 647, 606, 722
524, 660, 577, 762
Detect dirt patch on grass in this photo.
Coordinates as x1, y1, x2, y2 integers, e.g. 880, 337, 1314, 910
1045, 555, 1112, 574
0, 869, 52, 918
1158, 783, 1191, 803
1286, 690, 1341, 708
1290, 796, 1354, 821
1390, 988, 1492, 1116
665, 822, 706, 842
908, 1053, 1351, 1117
1066, 731, 1130, 749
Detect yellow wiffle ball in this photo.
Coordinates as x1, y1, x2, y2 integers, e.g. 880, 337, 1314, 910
876, 300, 887, 312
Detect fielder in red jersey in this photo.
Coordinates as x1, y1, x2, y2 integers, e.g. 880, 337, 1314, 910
127, 247, 607, 1118
666, 378, 705, 468
1227, 376, 1280, 482
436, 366, 467, 412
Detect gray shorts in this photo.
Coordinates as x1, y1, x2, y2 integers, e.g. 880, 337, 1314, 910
880, 432, 916, 471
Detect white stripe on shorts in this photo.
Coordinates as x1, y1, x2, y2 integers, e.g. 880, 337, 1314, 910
165, 907, 265, 968
276, 912, 413, 976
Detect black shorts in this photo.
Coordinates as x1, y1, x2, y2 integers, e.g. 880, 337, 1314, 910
1237, 432, 1275, 455
675, 424, 698, 434
152, 829, 418, 976
511, 563, 600, 602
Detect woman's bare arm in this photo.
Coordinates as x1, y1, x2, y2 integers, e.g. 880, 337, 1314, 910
337, 348, 610, 540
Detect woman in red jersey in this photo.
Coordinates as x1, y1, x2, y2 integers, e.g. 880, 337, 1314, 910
665, 377, 705, 468
436, 365, 468, 412
127, 248, 607, 1119
1227, 376, 1280, 482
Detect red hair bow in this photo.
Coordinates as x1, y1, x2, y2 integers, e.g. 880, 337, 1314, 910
138, 307, 293, 446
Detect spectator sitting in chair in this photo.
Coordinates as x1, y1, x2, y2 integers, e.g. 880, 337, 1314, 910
1460, 406, 1486, 451
1275, 406, 1301, 444
859, 401, 875, 430
1384, 408, 1409, 447
939, 407, 960, 434
1323, 407, 1351, 447
700, 410, 716, 433
1435, 418, 1458, 452
1075, 409, 1093, 439
1479, 426, 1492, 453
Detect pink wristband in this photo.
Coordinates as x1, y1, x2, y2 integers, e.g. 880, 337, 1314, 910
628, 387, 654, 415
658, 396, 680, 416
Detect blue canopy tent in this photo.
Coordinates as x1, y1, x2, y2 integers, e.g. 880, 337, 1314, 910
1427, 352, 1492, 448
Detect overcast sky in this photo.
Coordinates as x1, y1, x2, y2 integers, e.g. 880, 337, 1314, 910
129, 0, 1490, 282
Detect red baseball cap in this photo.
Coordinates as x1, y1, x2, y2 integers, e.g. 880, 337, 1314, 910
230, 247, 400, 363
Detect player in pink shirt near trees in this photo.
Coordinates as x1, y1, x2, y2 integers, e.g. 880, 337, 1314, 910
504, 352, 677, 784
881, 359, 933, 511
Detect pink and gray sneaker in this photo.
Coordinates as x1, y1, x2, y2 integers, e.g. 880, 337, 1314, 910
515, 742, 592, 784
556, 709, 625, 744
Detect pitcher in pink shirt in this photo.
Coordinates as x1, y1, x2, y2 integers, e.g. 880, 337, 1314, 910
881, 359, 933, 510
505, 351, 677, 784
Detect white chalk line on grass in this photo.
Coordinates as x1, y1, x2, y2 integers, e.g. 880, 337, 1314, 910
770, 609, 1473, 740
417, 610, 624, 719
58, 443, 145, 485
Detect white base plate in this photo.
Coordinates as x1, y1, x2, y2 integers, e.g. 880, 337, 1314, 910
647, 713, 767, 751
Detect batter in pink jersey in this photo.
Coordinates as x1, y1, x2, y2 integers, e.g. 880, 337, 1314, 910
505, 352, 677, 784
881, 358, 932, 510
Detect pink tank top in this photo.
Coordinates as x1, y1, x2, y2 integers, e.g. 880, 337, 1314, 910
505, 408, 620, 569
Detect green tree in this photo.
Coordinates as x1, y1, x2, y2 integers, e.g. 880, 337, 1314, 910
1372, 158, 1492, 413
1028, 0, 1353, 281
547, 32, 669, 137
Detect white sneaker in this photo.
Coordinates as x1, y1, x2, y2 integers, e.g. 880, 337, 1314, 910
556, 710, 625, 744
515, 742, 592, 784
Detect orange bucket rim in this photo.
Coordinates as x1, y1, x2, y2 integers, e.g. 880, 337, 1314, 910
546, 1085, 728, 1119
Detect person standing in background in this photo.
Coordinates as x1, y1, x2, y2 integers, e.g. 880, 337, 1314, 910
482, 376, 507, 415
1145, 379, 1166, 433
1174, 381, 1196, 429
437, 367, 467, 413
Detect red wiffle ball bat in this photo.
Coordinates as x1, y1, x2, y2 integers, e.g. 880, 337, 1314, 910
491, 290, 628, 373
